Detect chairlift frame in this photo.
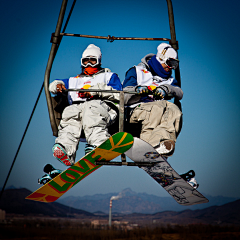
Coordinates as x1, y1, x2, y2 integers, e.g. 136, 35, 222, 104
44, 0, 181, 166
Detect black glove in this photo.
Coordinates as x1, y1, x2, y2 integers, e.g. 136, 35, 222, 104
135, 86, 150, 96
153, 87, 167, 99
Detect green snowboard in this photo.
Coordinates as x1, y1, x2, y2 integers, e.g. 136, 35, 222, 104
26, 132, 134, 202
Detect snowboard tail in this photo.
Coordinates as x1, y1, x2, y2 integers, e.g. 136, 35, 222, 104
125, 137, 209, 206
26, 132, 134, 203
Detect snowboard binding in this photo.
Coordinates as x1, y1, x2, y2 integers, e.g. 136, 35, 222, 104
180, 170, 199, 189
180, 170, 195, 182
44, 164, 62, 178
38, 164, 62, 185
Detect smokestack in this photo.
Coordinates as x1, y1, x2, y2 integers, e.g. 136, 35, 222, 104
109, 190, 125, 227
109, 199, 112, 227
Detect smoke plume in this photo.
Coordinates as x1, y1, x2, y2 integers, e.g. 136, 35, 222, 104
110, 191, 125, 201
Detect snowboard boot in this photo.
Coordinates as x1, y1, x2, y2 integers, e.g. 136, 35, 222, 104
155, 140, 175, 157
180, 170, 195, 182
52, 143, 74, 166
85, 144, 97, 155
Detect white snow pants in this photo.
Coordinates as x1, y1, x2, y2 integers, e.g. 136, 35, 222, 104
55, 100, 117, 158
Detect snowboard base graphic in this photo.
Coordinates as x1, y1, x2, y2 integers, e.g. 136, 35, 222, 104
26, 132, 133, 203
125, 137, 209, 206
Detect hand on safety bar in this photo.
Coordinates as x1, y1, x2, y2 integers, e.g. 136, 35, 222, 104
56, 84, 66, 93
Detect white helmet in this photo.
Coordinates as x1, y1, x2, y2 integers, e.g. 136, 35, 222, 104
156, 43, 179, 69
81, 44, 102, 67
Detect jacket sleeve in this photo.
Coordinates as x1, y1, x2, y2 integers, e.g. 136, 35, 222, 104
123, 86, 141, 105
160, 84, 183, 100
122, 67, 142, 105
122, 67, 138, 88
107, 73, 122, 91
88, 73, 122, 102
49, 80, 65, 94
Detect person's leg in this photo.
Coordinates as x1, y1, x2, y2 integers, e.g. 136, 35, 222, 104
129, 101, 182, 156
82, 100, 117, 153
152, 102, 182, 143
130, 101, 167, 144
53, 104, 83, 165
149, 101, 182, 156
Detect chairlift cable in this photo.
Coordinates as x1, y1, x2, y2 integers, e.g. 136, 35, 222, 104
0, 83, 44, 201
0, 0, 76, 201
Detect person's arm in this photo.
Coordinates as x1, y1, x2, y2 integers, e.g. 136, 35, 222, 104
107, 73, 122, 91
159, 78, 183, 100
122, 67, 141, 105
49, 79, 69, 94
122, 67, 138, 88
87, 73, 122, 101
162, 84, 183, 100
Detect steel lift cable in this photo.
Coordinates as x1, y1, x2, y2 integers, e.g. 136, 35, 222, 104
0, 0, 76, 201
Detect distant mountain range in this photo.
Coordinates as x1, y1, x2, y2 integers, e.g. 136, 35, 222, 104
120, 198, 240, 226
0, 188, 240, 226
57, 187, 238, 214
0, 188, 94, 218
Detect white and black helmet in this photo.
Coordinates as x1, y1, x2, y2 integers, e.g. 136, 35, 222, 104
156, 43, 179, 69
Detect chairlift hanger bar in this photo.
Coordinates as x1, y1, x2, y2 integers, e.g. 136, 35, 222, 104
64, 89, 136, 94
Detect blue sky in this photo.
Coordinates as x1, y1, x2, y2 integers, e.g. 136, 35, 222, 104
1, 0, 240, 203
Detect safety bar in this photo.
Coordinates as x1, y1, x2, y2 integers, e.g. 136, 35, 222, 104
65, 89, 136, 94
65, 88, 173, 96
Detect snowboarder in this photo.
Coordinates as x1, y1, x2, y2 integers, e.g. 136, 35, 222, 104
123, 43, 183, 157
123, 43, 198, 188
49, 44, 122, 166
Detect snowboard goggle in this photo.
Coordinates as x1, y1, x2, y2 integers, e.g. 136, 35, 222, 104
165, 58, 179, 69
81, 57, 99, 67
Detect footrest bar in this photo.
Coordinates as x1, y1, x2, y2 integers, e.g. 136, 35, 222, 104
95, 161, 155, 166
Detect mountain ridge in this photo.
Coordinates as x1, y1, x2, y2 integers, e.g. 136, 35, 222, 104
57, 187, 238, 214
0, 188, 94, 218
1, 188, 240, 226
